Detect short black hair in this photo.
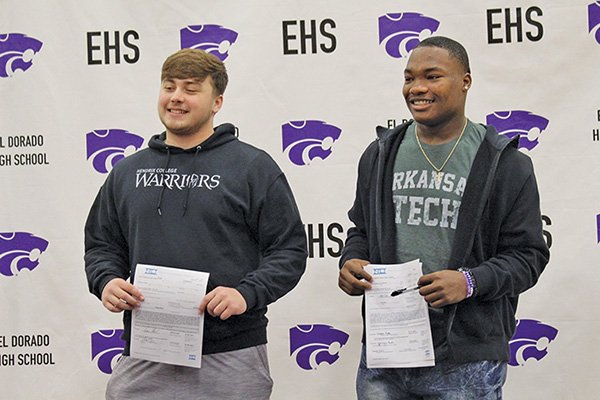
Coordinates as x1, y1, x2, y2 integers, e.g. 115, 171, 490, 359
415, 36, 471, 73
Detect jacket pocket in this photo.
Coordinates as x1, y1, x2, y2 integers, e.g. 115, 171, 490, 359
450, 301, 503, 341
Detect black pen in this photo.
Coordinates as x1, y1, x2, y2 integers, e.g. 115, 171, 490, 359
390, 286, 420, 296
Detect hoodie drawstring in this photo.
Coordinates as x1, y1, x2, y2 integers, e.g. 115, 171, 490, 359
156, 147, 172, 216
182, 145, 202, 216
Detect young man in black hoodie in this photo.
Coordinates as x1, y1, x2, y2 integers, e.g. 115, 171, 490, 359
85, 49, 307, 400
338, 37, 549, 399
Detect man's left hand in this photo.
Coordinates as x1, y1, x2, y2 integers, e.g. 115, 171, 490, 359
199, 287, 247, 320
417, 270, 467, 308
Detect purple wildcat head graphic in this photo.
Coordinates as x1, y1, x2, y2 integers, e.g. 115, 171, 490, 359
282, 120, 342, 166
180, 25, 238, 61
0, 33, 43, 78
86, 129, 144, 174
486, 110, 549, 151
509, 319, 558, 367
378, 13, 440, 58
290, 324, 349, 370
91, 330, 126, 374
0, 232, 49, 277
589, 2, 600, 44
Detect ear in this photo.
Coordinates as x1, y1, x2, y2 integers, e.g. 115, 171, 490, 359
212, 94, 224, 114
463, 73, 472, 91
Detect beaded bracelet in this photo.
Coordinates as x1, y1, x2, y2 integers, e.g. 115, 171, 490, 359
458, 267, 477, 298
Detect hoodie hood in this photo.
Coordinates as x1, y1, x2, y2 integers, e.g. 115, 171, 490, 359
376, 119, 413, 144
148, 123, 238, 153
376, 119, 518, 151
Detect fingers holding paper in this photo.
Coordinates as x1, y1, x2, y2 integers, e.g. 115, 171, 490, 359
101, 278, 144, 312
339, 258, 373, 296
199, 287, 248, 320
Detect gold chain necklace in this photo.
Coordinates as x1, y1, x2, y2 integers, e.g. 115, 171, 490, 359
415, 119, 468, 183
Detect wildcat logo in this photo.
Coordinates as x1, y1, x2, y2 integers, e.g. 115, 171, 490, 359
486, 110, 549, 151
91, 330, 126, 374
509, 319, 558, 367
290, 324, 349, 370
0, 232, 49, 277
282, 120, 342, 166
180, 25, 238, 61
378, 13, 440, 58
0, 33, 43, 78
589, 2, 600, 44
86, 129, 144, 174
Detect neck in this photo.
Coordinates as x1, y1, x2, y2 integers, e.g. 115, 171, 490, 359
416, 116, 467, 145
165, 127, 214, 149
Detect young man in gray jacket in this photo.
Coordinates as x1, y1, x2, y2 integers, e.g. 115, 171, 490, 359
338, 36, 549, 399
85, 49, 307, 400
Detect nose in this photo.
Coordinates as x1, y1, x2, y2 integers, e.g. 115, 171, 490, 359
169, 87, 184, 102
408, 80, 428, 95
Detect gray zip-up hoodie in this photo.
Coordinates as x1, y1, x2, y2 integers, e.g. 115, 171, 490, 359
340, 120, 549, 362
85, 123, 307, 355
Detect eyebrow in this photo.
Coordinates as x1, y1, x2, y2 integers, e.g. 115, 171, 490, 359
162, 78, 203, 84
182, 78, 203, 85
404, 66, 445, 74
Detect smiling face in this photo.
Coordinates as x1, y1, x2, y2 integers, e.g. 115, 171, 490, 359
157, 76, 223, 143
403, 46, 471, 130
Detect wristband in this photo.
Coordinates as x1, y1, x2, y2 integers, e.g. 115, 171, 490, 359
458, 267, 477, 298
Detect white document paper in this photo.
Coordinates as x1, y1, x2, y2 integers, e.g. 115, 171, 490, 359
365, 260, 435, 368
131, 264, 209, 368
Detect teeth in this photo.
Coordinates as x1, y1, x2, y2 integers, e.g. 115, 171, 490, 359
169, 109, 186, 114
413, 100, 433, 105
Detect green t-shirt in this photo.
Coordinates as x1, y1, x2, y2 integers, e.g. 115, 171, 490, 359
392, 120, 486, 358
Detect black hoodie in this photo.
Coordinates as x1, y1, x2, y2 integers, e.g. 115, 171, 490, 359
340, 121, 549, 362
85, 123, 307, 355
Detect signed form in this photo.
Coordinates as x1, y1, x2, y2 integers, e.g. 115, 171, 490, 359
364, 260, 434, 368
131, 264, 209, 368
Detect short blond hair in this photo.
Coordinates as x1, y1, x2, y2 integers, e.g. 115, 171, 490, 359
160, 49, 228, 95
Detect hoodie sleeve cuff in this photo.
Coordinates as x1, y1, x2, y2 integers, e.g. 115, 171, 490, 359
96, 275, 121, 300
236, 284, 258, 311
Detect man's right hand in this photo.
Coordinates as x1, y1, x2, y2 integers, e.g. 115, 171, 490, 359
338, 258, 372, 296
101, 278, 144, 313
